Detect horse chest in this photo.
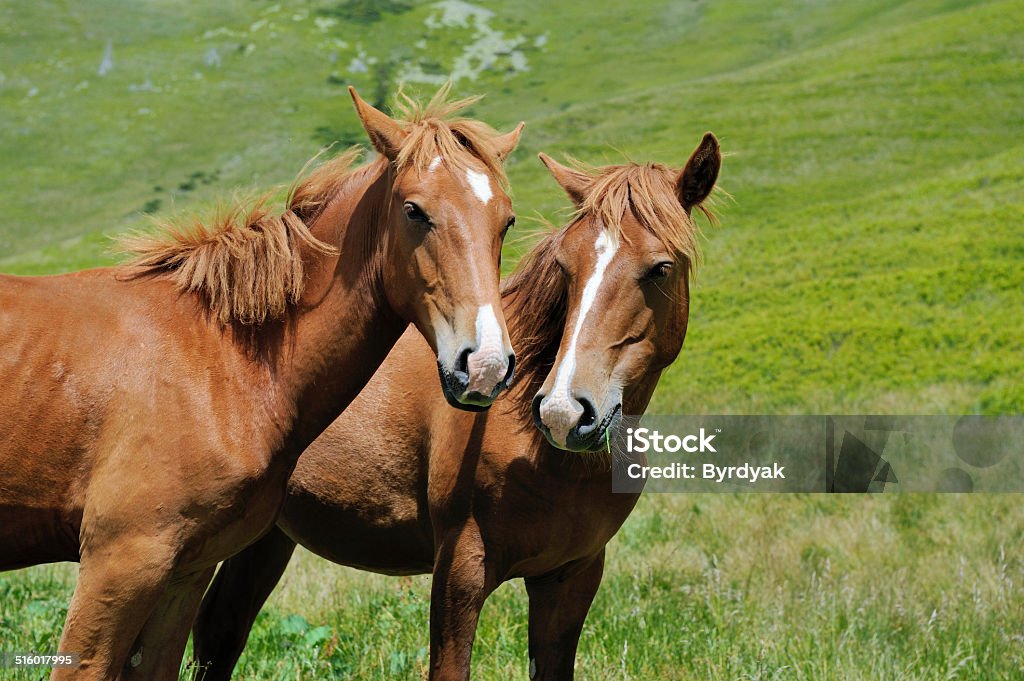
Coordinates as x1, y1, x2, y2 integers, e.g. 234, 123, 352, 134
479, 473, 636, 576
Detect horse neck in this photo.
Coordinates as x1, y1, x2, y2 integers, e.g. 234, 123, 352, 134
270, 158, 406, 456
623, 371, 663, 416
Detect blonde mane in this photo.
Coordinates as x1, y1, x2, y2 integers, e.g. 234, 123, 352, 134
574, 161, 714, 277
121, 84, 509, 325
392, 82, 510, 189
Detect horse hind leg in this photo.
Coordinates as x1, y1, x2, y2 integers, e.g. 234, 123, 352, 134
524, 551, 606, 681
192, 526, 297, 681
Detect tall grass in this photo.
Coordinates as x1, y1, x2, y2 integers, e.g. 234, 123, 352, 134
8, 495, 1021, 680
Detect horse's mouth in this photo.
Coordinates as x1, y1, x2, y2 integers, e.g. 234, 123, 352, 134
437, 363, 505, 412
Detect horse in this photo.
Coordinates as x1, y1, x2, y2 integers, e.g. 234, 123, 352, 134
192, 133, 722, 681
0, 85, 524, 680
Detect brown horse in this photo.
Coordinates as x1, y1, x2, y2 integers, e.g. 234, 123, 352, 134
192, 134, 721, 681
0, 86, 523, 680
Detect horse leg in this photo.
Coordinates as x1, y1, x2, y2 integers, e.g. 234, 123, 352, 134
51, 536, 179, 681
192, 526, 297, 681
113, 565, 215, 681
523, 551, 606, 681
428, 521, 496, 681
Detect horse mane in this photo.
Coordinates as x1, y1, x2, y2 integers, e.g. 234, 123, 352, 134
391, 82, 510, 190
119, 149, 359, 326
575, 160, 714, 278
502, 161, 717, 420
502, 231, 567, 410
120, 84, 508, 326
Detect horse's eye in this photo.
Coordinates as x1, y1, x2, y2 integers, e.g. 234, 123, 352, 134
501, 215, 515, 238
403, 202, 431, 225
645, 262, 672, 281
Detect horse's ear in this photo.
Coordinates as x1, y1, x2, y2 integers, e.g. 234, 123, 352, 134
537, 153, 589, 207
677, 132, 721, 211
492, 121, 525, 162
349, 86, 407, 160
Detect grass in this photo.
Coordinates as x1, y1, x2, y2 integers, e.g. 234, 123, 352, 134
1, 0, 1022, 678
231, 495, 1023, 680
3, 495, 1022, 679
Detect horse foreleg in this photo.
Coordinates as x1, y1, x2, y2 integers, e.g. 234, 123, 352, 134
51, 536, 178, 681
192, 526, 297, 681
428, 520, 495, 681
118, 565, 215, 681
524, 550, 606, 681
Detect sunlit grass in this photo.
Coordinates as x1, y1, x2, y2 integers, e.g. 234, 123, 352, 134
4, 495, 1021, 679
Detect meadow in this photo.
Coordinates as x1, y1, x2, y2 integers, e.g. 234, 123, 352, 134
1, 0, 1022, 678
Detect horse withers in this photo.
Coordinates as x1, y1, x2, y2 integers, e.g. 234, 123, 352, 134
193, 134, 721, 681
0, 86, 522, 679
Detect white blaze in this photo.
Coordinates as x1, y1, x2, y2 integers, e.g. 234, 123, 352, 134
466, 168, 492, 205
428, 155, 442, 172
540, 230, 618, 444
466, 303, 508, 395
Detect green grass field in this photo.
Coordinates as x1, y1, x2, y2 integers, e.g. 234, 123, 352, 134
1, 0, 1022, 678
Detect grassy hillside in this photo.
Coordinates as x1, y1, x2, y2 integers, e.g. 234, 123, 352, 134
1, 1, 1022, 679
2, 0, 1020, 414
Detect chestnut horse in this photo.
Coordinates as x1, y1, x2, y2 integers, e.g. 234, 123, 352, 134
193, 134, 721, 681
0, 86, 523, 680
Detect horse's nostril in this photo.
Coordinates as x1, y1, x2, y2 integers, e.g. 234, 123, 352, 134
531, 393, 545, 428
502, 353, 516, 386
576, 397, 598, 433
578, 398, 596, 427
454, 347, 472, 380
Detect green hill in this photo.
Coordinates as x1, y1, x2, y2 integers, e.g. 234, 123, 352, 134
2, 0, 1020, 414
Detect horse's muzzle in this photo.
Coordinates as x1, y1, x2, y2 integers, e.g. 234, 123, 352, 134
532, 392, 622, 452
437, 350, 515, 411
